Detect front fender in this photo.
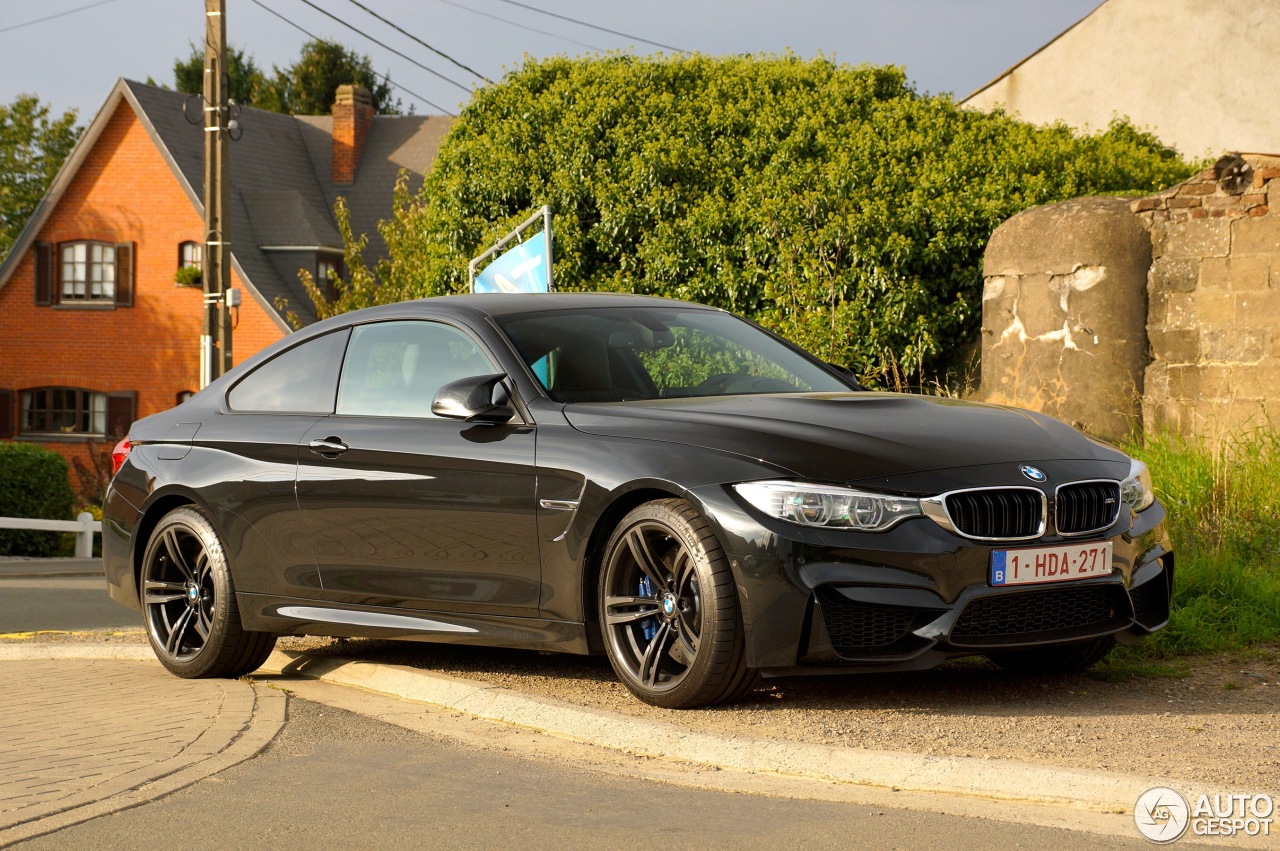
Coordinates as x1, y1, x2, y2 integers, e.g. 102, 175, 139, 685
533, 419, 787, 624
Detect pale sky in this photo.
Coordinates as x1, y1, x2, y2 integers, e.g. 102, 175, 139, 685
0, 0, 1103, 121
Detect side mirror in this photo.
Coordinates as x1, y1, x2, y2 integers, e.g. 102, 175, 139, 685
431, 373, 516, 424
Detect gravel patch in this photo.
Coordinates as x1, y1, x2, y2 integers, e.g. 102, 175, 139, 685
276, 636, 1280, 790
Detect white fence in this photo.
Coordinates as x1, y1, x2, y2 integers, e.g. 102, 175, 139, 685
0, 512, 101, 559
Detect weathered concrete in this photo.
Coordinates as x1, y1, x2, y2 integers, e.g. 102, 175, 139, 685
962, 0, 1280, 158
977, 197, 1150, 439
978, 155, 1280, 441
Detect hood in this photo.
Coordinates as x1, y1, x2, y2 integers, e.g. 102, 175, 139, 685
562, 392, 1123, 485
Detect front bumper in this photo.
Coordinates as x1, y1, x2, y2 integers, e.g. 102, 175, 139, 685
689, 483, 1174, 675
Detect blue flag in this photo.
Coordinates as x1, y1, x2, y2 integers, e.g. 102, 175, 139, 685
474, 231, 549, 293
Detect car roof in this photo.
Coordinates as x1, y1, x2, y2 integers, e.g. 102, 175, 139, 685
311, 292, 708, 329
437, 292, 706, 315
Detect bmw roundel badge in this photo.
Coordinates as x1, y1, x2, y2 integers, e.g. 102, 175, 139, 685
1020, 464, 1048, 483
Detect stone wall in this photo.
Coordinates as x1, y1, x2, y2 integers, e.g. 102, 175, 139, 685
978, 154, 1280, 441
1134, 154, 1280, 437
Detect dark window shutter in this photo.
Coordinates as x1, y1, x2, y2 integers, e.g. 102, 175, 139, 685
0, 389, 13, 438
106, 391, 136, 437
34, 242, 53, 306
115, 242, 134, 307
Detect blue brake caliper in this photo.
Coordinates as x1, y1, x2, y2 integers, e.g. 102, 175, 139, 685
638, 575, 657, 641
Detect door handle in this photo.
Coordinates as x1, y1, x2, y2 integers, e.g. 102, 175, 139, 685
308, 436, 348, 457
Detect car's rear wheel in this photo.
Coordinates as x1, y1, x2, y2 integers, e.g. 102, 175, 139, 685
985, 635, 1116, 674
141, 506, 276, 678
599, 499, 756, 708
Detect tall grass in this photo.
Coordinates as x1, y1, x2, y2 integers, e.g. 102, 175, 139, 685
1124, 429, 1280, 656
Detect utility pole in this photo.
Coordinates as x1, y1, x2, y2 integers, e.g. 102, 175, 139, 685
201, 0, 232, 386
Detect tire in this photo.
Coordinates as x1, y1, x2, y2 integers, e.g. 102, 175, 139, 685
598, 499, 757, 709
140, 505, 276, 678
986, 635, 1116, 674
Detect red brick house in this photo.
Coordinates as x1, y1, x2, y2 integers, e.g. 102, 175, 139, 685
0, 79, 449, 488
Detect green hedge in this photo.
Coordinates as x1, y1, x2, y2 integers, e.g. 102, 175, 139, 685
0, 442, 74, 557
353, 54, 1195, 386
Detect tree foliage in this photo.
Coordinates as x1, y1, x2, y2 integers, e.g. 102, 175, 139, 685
172, 39, 399, 116
324, 55, 1194, 384
297, 193, 390, 324
0, 95, 81, 261
260, 40, 399, 116
173, 42, 267, 106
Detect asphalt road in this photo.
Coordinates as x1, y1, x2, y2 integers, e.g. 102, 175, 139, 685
0, 576, 138, 632
0, 566, 1234, 849
12, 698, 1154, 851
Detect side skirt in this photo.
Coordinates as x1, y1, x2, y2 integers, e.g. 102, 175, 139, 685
237, 592, 594, 655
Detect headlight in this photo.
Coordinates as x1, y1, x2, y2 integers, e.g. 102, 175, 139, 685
733, 480, 922, 531
1120, 458, 1155, 512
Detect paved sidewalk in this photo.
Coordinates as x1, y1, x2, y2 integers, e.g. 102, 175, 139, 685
0, 656, 284, 845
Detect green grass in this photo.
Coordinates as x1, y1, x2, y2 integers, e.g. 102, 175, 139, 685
1122, 428, 1280, 657
1088, 657, 1190, 682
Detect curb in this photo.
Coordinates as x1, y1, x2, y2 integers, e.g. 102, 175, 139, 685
257, 648, 1212, 813
0, 645, 154, 663
1, 644, 1245, 819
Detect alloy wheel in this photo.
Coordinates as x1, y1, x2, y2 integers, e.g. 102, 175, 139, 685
143, 523, 216, 662
603, 520, 704, 693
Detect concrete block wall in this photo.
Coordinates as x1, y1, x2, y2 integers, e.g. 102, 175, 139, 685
978, 197, 1151, 440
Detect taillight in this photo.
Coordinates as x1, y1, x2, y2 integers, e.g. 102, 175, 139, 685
111, 437, 132, 475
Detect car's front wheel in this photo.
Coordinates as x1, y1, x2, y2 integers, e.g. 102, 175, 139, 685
141, 505, 276, 678
598, 499, 756, 708
986, 635, 1116, 674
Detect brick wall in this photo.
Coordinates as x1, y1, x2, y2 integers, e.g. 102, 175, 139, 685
0, 99, 284, 491
1133, 154, 1280, 436
331, 85, 374, 185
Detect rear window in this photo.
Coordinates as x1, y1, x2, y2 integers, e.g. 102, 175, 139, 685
227, 330, 350, 413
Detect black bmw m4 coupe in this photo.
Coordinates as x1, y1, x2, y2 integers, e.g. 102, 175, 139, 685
104, 293, 1173, 708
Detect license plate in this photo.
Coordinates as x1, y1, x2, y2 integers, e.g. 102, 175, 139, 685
990, 541, 1112, 586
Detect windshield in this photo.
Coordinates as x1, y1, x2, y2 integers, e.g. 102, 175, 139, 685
496, 306, 853, 403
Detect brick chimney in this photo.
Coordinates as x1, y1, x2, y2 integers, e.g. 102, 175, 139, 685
332, 84, 374, 185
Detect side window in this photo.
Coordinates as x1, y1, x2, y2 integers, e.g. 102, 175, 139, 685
227, 329, 350, 413
336, 321, 495, 418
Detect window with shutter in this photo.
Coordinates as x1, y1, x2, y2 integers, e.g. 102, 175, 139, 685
106, 391, 136, 437
19, 388, 108, 436
34, 242, 53, 306
0, 389, 13, 438
56, 241, 120, 304
115, 242, 134, 307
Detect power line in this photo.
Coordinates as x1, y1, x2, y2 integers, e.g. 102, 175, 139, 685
343, 0, 492, 84
489, 0, 685, 53
425, 0, 605, 52
290, 0, 473, 93
246, 0, 457, 116
0, 0, 120, 36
